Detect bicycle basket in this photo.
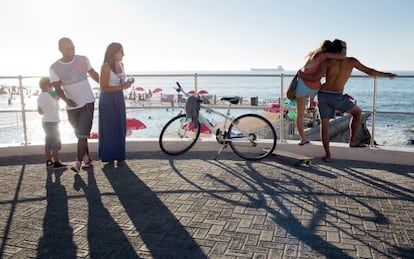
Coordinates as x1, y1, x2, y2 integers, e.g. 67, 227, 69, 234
185, 95, 202, 127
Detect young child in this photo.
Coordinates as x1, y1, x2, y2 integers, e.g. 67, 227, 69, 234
37, 77, 66, 169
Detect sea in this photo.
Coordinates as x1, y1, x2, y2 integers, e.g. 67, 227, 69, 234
1, 70, 413, 148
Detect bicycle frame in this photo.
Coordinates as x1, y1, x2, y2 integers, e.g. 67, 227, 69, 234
198, 104, 233, 135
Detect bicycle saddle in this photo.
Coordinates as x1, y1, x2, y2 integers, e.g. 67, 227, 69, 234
220, 96, 240, 105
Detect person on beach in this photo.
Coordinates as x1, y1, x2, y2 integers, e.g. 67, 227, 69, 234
49, 37, 100, 172
98, 42, 134, 167
298, 39, 396, 162
37, 77, 66, 169
295, 40, 346, 146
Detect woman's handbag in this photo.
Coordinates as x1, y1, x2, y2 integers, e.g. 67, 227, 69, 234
286, 74, 298, 101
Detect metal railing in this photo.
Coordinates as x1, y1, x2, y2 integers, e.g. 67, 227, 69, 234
1, 73, 414, 146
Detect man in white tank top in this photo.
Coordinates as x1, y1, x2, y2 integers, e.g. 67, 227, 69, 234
49, 37, 100, 172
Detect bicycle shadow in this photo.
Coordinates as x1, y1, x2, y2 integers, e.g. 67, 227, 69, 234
167, 155, 413, 258
168, 158, 353, 258
327, 159, 414, 200
242, 159, 412, 257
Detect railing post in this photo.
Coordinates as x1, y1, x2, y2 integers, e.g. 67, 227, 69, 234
370, 77, 377, 146
280, 74, 285, 142
18, 75, 28, 146
194, 73, 198, 93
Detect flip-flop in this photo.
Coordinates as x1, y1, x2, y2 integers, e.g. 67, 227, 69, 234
350, 143, 367, 148
299, 140, 310, 146
323, 157, 333, 163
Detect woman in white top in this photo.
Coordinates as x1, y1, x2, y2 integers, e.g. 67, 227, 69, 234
98, 42, 134, 166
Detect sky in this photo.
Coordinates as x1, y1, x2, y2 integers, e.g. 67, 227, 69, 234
1, 0, 413, 76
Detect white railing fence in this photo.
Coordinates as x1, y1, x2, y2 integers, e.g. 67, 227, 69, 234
1, 73, 413, 146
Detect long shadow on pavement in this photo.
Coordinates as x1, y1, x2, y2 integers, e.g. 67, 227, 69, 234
73, 168, 140, 258
36, 168, 76, 258
166, 154, 414, 258
244, 159, 412, 258
168, 157, 354, 258
102, 163, 207, 259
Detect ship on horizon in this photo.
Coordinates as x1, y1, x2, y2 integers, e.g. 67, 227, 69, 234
250, 66, 284, 72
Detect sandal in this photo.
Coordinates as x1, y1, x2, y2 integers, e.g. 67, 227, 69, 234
117, 160, 127, 167
349, 143, 367, 148
323, 157, 333, 163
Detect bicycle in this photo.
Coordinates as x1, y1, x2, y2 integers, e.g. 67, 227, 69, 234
159, 82, 277, 160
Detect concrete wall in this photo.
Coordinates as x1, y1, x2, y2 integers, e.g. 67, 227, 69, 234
1, 139, 413, 166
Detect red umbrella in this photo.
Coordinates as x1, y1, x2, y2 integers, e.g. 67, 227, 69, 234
152, 88, 163, 94
187, 90, 196, 95
184, 121, 212, 134
135, 86, 145, 91
126, 118, 147, 130
90, 132, 99, 139
197, 89, 208, 95
265, 103, 281, 113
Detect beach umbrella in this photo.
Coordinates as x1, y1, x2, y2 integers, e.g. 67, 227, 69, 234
152, 88, 163, 94
135, 86, 145, 92
126, 118, 147, 130
185, 121, 212, 134
198, 122, 212, 134
197, 89, 208, 95
265, 103, 281, 113
126, 118, 146, 138
90, 132, 99, 139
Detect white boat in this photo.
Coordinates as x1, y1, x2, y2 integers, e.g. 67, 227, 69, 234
250, 66, 284, 72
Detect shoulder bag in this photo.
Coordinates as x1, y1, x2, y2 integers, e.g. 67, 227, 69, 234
286, 74, 298, 101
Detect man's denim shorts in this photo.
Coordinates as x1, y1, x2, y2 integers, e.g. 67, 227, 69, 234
67, 102, 94, 139
318, 91, 355, 119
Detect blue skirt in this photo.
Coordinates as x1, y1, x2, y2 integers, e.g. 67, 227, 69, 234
98, 91, 126, 162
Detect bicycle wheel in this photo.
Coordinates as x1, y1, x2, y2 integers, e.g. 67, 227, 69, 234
228, 114, 277, 160
159, 114, 201, 155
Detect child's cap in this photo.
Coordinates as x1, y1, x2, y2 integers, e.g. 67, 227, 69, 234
39, 77, 50, 88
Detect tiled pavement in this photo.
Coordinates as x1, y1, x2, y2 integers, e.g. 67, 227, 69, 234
0, 150, 413, 258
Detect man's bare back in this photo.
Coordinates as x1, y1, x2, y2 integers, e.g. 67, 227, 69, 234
322, 58, 354, 93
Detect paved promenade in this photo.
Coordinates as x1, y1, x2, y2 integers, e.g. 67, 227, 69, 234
1, 147, 413, 258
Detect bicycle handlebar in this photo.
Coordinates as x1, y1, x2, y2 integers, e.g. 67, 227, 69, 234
175, 81, 193, 98
176, 81, 182, 90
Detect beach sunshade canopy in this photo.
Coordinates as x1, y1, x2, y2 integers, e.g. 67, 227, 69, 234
135, 86, 145, 91
89, 132, 99, 139
197, 90, 208, 95
185, 121, 212, 134
126, 118, 147, 130
265, 103, 281, 113
152, 88, 163, 94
